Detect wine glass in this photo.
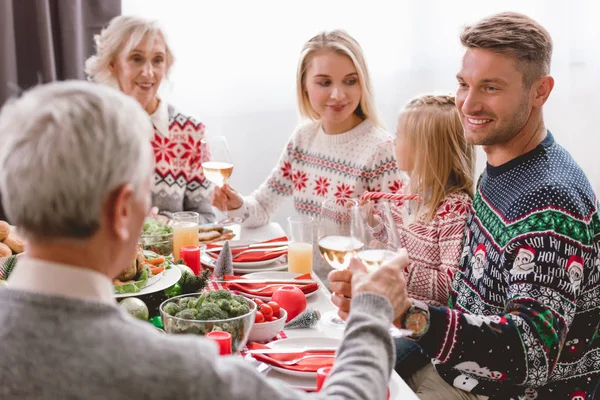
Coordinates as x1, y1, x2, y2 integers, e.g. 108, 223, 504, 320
317, 198, 363, 327
353, 199, 401, 272
353, 199, 414, 338
201, 136, 242, 226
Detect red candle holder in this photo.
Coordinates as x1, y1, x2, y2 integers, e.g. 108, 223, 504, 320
205, 331, 232, 355
180, 246, 201, 275
316, 367, 332, 391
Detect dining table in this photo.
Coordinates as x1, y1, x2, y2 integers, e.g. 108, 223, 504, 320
232, 222, 418, 399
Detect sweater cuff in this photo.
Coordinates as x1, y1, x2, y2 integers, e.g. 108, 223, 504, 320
414, 305, 456, 364
351, 293, 394, 324
226, 202, 249, 221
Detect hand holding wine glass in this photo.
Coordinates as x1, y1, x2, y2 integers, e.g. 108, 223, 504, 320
201, 136, 242, 225
317, 198, 363, 326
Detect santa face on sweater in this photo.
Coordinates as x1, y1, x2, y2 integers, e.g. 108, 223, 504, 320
471, 244, 487, 280
303, 52, 362, 134
566, 256, 584, 293
511, 246, 536, 276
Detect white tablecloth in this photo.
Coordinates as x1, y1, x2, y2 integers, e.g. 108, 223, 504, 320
239, 223, 418, 399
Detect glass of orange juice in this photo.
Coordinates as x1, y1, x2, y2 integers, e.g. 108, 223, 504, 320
287, 216, 314, 274
172, 212, 200, 261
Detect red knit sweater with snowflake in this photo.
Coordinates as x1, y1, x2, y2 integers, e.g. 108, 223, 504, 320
396, 191, 472, 306
229, 119, 405, 227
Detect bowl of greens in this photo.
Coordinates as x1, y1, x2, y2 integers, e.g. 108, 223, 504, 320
140, 218, 173, 256
159, 290, 257, 352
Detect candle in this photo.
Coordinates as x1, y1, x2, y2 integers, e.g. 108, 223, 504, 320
316, 367, 332, 391
205, 331, 232, 355
180, 246, 201, 275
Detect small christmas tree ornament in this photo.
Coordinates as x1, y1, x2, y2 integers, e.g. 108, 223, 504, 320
284, 308, 321, 329
214, 241, 233, 279
0, 255, 18, 280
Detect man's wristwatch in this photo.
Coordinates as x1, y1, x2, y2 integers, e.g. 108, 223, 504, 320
400, 299, 430, 340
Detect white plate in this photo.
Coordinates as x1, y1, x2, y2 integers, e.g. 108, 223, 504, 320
240, 271, 319, 301
246, 350, 403, 396
114, 266, 181, 299
206, 239, 286, 267
266, 337, 341, 378
201, 251, 288, 274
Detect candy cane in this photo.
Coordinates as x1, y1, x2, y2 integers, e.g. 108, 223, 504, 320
360, 192, 421, 202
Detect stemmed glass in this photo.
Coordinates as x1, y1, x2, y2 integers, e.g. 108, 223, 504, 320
353, 199, 401, 272
201, 136, 242, 225
317, 198, 363, 327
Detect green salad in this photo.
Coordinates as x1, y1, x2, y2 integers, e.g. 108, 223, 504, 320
140, 218, 173, 256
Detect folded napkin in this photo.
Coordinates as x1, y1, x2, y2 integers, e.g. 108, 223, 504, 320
224, 273, 318, 297
206, 236, 288, 263
247, 342, 335, 372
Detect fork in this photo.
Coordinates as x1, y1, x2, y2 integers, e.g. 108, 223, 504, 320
231, 246, 288, 260
277, 354, 335, 366
250, 284, 300, 292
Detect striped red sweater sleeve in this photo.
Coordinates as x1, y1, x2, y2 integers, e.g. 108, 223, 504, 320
400, 191, 471, 306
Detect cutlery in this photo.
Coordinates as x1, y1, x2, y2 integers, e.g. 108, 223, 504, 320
231, 246, 288, 260
206, 241, 290, 253
247, 347, 338, 355
218, 279, 315, 285
277, 355, 335, 366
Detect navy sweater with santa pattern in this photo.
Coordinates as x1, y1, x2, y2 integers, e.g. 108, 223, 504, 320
415, 132, 600, 399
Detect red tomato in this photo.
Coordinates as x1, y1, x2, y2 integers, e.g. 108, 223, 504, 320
255, 311, 265, 323
259, 304, 273, 320
254, 298, 264, 306
272, 286, 307, 322
269, 316, 278, 322
267, 301, 281, 319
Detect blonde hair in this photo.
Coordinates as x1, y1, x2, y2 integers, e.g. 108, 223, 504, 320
460, 12, 553, 87
399, 94, 474, 222
85, 15, 175, 87
296, 30, 384, 128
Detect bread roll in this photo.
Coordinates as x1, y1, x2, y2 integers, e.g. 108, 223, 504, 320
3, 234, 24, 254
0, 242, 12, 257
0, 221, 10, 242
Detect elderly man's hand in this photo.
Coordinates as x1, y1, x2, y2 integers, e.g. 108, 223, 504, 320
329, 249, 411, 322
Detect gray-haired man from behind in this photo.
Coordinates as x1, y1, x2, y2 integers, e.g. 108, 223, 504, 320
0, 81, 411, 399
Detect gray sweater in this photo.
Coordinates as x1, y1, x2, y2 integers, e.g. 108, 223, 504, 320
0, 288, 394, 399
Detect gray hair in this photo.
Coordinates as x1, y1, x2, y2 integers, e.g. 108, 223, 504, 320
0, 81, 154, 239
85, 15, 175, 88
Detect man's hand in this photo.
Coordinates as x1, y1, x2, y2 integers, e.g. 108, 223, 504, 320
329, 249, 412, 322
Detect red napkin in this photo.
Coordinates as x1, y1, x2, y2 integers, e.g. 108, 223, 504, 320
223, 273, 318, 297
247, 342, 335, 372
206, 236, 288, 263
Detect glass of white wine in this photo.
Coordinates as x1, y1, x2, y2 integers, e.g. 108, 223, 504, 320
353, 199, 401, 273
317, 198, 364, 327
201, 136, 241, 226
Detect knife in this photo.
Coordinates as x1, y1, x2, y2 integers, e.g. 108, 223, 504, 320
247, 347, 338, 355
219, 279, 316, 284
206, 241, 290, 253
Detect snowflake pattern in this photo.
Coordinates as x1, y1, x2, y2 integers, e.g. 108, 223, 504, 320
152, 133, 177, 164
281, 161, 292, 181
334, 183, 354, 199
292, 171, 309, 191
313, 176, 330, 197
388, 180, 403, 193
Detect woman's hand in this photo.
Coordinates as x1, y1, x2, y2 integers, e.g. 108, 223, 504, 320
210, 184, 243, 211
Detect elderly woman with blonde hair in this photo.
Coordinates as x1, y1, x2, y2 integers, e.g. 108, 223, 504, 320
85, 15, 214, 223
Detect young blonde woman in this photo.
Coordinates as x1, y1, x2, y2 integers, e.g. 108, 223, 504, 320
211, 30, 404, 229
85, 16, 214, 223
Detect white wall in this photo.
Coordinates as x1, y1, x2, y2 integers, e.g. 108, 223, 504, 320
123, 0, 600, 227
